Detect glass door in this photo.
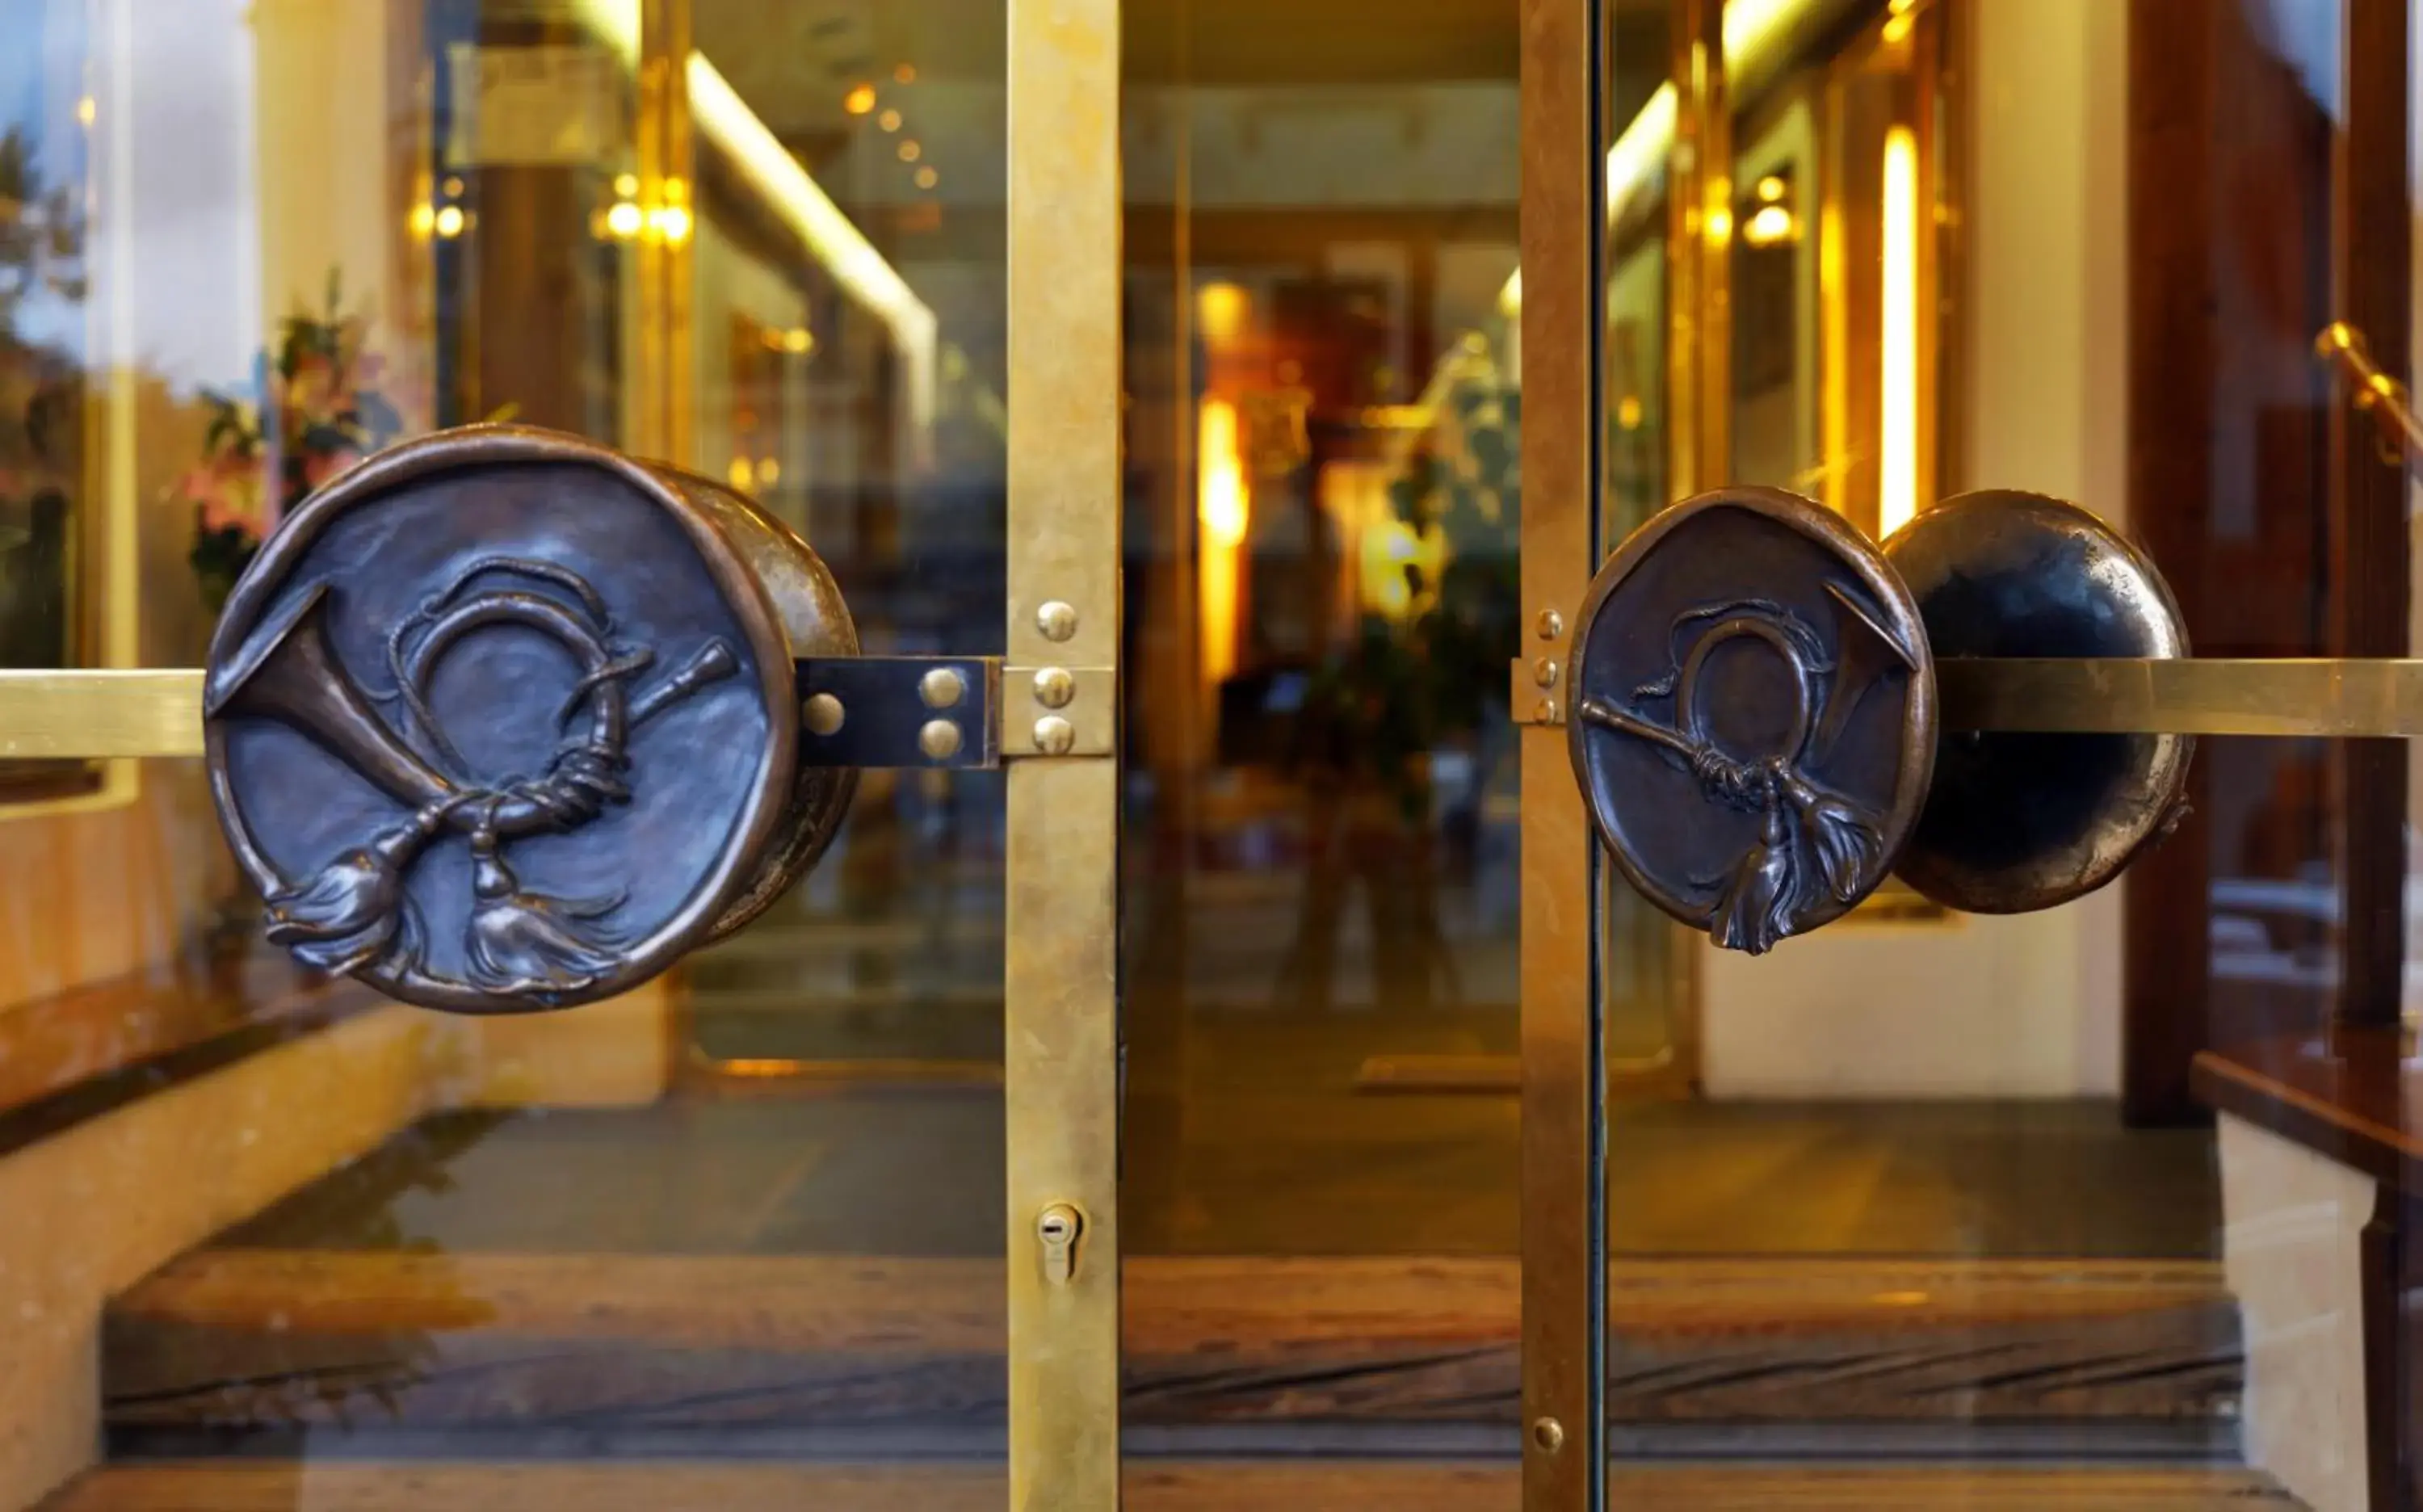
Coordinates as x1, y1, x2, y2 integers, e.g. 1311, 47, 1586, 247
1523, 0, 2421, 1508
0, 0, 1117, 1507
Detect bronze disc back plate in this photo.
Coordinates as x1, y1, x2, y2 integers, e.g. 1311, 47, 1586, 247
1883, 489, 2191, 914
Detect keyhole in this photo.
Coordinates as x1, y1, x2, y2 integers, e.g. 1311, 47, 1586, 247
1038, 1203, 1083, 1284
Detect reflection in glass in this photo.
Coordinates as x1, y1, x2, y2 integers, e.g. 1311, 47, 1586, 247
1119, 10, 1523, 1258
0, 1, 1015, 1496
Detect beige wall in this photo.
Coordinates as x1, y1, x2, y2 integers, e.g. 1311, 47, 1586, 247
2218, 1113, 2375, 1512
1703, 0, 2131, 1098
0, 987, 676, 1512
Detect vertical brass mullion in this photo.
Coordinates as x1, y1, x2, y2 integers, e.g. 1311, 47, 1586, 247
636, 0, 695, 468
1520, 0, 1600, 1508
1006, 2, 1123, 1510
1666, 0, 1729, 498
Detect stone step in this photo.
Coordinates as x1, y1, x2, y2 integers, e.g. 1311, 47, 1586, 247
41, 1460, 2301, 1511
103, 1251, 2240, 1452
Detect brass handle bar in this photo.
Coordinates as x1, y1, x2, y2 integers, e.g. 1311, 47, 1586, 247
1938, 657, 2423, 737
2317, 320, 2423, 475
0, 670, 204, 759
0, 661, 1114, 762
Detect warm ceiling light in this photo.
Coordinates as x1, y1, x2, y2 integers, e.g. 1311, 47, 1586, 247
782, 326, 813, 354
914, 166, 939, 190
433, 204, 467, 238
685, 53, 939, 452
879, 108, 901, 132
605, 200, 644, 237
1500, 0, 1812, 314
409, 202, 436, 238
443, 175, 464, 197
615, 171, 639, 196
844, 82, 877, 115
1197, 281, 1248, 345
898, 140, 921, 162
1757, 174, 1787, 203
1879, 124, 1919, 537
651, 203, 694, 243
1742, 203, 1797, 247
893, 62, 916, 83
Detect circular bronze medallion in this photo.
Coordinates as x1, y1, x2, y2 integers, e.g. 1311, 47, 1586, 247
1567, 489, 1936, 954
204, 426, 800, 1014
1883, 490, 2190, 914
662, 464, 860, 942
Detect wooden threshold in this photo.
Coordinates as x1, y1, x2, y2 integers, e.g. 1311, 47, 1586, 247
105, 1252, 2240, 1434
42, 1461, 2299, 1511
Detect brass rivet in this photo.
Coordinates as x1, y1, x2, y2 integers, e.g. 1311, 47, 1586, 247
1532, 656, 1560, 688
1033, 667, 1076, 708
1536, 609, 1564, 640
1535, 697, 1559, 724
802, 693, 846, 737
918, 720, 964, 761
919, 666, 966, 709
1033, 715, 1076, 755
1036, 600, 1078, 642
1531, 1417, 1564, 1454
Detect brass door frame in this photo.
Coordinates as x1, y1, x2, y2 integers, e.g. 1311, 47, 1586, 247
1006, 0, 1124, 1506
1518, 2, 1745, 1502
0, 0, 1128, 1506
1518, 0, 1604, 1507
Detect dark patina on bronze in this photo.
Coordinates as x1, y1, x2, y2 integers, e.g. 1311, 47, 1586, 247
1884, 489, 2191, 914
674, 464, 860, 939
204, 425, 853, 1014
1568, 488, 1936, 954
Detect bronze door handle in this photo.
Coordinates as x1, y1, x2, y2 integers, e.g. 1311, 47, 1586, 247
1566, 486, 2195, 954
2317, 320, 2423, 477
202, 424, 1092, 1014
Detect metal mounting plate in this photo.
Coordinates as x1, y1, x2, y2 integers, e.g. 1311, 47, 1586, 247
796, 655, 1003, 769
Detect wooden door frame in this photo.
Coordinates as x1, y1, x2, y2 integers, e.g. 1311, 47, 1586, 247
2121, 0, 2412, 1123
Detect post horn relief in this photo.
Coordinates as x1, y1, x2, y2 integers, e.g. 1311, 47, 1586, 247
1568, 489, 1936, 954
204, 427, 813, 1014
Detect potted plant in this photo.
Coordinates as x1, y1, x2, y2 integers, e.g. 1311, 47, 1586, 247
184, 271, 405, 965
185, 271, 405, 616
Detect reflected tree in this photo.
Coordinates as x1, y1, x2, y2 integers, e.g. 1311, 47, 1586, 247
0, 123, 85, 670
1283, 342, 1519, 1011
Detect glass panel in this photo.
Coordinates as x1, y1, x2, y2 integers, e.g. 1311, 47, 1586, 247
1120, 1, 1522, 1249
1115, 0, 1523, 1472
1598, 0, 1688, 1076
0, 0, 1012, 1503
1591, 0, 2386, 1505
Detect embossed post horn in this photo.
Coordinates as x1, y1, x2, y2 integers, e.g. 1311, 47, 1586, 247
208, 586, 455, 810
1564, 485, 2192, 955
204, 426, 876, 1015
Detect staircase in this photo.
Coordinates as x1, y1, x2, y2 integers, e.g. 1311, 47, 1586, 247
99, 1242, 2242, 1460
32, 896, 2292, 1508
